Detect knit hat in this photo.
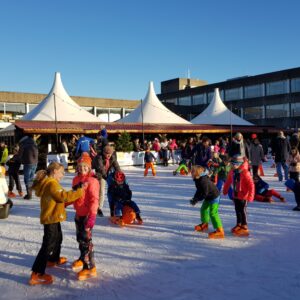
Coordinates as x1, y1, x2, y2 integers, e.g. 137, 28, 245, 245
114, 171, 125, 184
103, 145, 113, 155
77, 152, 92, 168
231, 155, 244, 165
251, 133, 257, 139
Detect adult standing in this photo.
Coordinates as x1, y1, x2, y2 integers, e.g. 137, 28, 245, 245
228, 132, 249, 159
75, 134, 95, 159
92, 145, 120, 217
190, 136, 212, 168
249, 138, 265, 177
271, 131, 290, 182
19, 135, 39, 199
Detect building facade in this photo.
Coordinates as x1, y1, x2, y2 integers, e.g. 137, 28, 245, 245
157, 67, 300, 129
0, 91, 139, 123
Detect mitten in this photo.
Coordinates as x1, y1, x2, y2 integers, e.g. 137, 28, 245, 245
72, 182, 83, 191
85, 214, 96, 230
190, 198, 199, 206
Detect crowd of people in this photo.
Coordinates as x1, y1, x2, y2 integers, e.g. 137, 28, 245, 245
1, 128, 300, 286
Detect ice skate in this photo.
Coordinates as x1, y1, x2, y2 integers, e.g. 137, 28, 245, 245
29, 272, 53, 285
194, 223, 208, 232
208, 227, 225, 239
47, 256, 67, 267
77, 267, 97, 281
72, 259, 84, 272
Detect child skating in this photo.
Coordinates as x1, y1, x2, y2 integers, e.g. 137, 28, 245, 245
190, 165, 224, 239
223, 155, 254, 237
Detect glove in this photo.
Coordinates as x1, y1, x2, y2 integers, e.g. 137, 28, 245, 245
72, 182, 83, 191
190, 198, 199, 206
85, 214, 96, 230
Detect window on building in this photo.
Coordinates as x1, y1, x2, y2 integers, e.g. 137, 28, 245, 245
244, 106, 264, 120
225, 88, 242, 101
28, 104, 37, 112
291, 103, 300, 117
265, 103, 289, 118
0, 103, 26, 117
192, 94, 206, 105
164, 98, 177, 105
266, 80, 287, 96
109, 108, 122, 122
178, 96, 191, 106
82, 106, 94, 114
291, 78, 300, 93
244, 84, 263, 98
207, 92, 214, 103
96, 108, 109, 122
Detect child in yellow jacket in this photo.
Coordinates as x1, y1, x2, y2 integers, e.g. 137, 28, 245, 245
29, 162, 84, 286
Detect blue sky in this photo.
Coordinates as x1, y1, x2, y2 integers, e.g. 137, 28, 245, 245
0, 0, 299, 100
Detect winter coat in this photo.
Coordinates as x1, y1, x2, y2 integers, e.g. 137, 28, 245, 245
6, 154, 21, 174
75, 136, 95, 156
108, 179, 132, 204
223, 162, 254, 202
0, 147, 8, 164
191, 143, 212, 167
19, 137, 38, 165
92, 153, 120, 180
249, 143, 265, 166
216, 162, 231, 181
228, 139, 248, 158
287, 152, 300, 173
169, 140, 178, 151
193, 174, 220, 202
255, 178, 269, 195
272, 136, 290, 163
32, 177, 83, 224
152, 141, 161, 152
182, 144, 194, 159
72, 173, 99, 217
144, 150, 156, 163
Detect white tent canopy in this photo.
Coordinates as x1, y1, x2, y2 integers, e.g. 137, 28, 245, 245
191, 88, 253, 126
22, 72, 100, 122
117, 81, 191, 124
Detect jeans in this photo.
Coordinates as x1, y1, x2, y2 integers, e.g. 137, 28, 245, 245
275, 162, 289, 181
23, 164, 37, 188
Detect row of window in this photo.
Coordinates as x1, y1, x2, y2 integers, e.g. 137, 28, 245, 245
243, 102, 300, 120
0, 103, 133, 122
165, 77, 300, 106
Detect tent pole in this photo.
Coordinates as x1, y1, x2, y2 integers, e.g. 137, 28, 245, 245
53, 93, 59, 153
141, 98, 145, 147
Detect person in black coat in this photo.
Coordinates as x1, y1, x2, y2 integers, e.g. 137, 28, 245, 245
271, 131, 290, 182
92, 145, 120, 217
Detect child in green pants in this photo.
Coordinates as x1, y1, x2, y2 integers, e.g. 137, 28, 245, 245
190, 165, 224, 239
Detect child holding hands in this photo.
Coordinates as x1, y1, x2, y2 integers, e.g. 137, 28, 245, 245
72, 152, 99, 281
29, 162, 84, 285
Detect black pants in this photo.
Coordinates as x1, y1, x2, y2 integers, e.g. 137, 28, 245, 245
252, 165, 259, 178
233, 199, 248, 226
289, 171, 299, 182
32, 223, 62, 274
75, 216, 95, 270
8, 171, 22, 192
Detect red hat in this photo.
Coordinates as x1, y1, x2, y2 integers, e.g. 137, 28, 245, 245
77, 152, 92, 168
114, 171, 125, 183
251, 133, 257, 139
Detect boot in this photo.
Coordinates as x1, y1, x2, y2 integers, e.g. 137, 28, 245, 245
8, 191, 16, 198
18, 191, 24, 197
233, 225, 249, 237
231, 224, 241, 233
23, 186, 32, 200
97, 208, 104, 217
173, 171, 177, 176
77, 267, 97, 281
72, 259, 84, 272
135, 214, 143, 225
194, 223, 208, 232
208, 227, 225, 239
29, 272, 53, 285
47, 256, 67, 267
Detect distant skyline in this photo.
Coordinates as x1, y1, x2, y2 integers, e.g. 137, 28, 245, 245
1, 0, 300, 100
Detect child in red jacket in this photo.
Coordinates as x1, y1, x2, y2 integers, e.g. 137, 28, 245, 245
223, 155, 254, 237
72, 152, 99, 281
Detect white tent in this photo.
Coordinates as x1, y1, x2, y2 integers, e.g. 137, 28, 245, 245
22, 72, 100, 122
117, 81, 191, 124
191, 88, 253, 126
